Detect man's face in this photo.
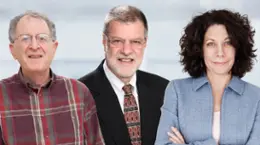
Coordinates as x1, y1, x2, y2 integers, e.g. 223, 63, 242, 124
103, 20, 147, 83
9, 15, 58, 73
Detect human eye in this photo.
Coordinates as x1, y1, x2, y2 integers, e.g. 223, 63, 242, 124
20, 35, 31, 42
112, 39, 121, 43
224, 40, 231, 45
37, 34, 49, 42
111, 39, 124, 46
206, 42, 215, 47
132, 40, 142, 44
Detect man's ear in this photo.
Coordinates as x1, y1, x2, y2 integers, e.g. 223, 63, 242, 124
144, 36, 148, 48
103, 34, 108, 52
53, 40, 59, 51
9, 43, 17, 60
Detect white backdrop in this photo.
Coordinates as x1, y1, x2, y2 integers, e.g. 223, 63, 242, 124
0, 0, 260, 86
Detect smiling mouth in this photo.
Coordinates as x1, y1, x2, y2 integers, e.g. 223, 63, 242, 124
214, 62, 227, 65
118, 58, 134, 62
28, 55, 43, 59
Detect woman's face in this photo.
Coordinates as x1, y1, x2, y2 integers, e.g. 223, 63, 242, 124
203, 24, 235, 76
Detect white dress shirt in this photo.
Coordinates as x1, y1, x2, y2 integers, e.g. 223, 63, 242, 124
103, 61, 139, 113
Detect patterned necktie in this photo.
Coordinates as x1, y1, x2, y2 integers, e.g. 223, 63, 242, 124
122, 84, 142, 145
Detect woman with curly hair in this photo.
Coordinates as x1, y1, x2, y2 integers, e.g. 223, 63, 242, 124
155, 9, 260, 145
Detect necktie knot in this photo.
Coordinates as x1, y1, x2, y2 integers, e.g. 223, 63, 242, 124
122, 84, 133, 95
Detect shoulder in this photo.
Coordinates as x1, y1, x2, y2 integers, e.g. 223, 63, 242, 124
0, 74, 20, 97
58, 76, 95, 104
78, 69, 99, 86
58, 77, 97, 112
0, 74, 21, 91
137, 70, 169, 86
163, 77, 201, 97
57, 75, 91, 94
244, 80, 260, 91
0, 74, 19, 85
167, 77, 194, 90
243, 80, 260, 99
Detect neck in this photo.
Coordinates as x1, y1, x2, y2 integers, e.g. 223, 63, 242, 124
207, 71, 232, 91
120, 77, 131, 85
22, 68, 50, 86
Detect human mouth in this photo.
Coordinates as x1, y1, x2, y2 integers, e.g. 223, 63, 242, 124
28, 55, 43, 59
213, 61, 227, 65
118, 58, 134, 62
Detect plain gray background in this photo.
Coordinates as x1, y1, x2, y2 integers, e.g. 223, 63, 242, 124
0, 0, 260, 86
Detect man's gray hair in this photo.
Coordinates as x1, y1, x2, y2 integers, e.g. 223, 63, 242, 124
8, 10, 56, 43
103, 5, 148, 37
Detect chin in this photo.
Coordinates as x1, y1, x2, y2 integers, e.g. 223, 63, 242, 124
118, 71, 134, 77
116, 70, 135, 78
213, 71, 231, 76
27, 67, 48, 72
120, 74, 134, 78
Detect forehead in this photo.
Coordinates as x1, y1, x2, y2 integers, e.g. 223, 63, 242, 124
108, 20, 145, 38
204, 24, 229, 40
15, 15, 50, 35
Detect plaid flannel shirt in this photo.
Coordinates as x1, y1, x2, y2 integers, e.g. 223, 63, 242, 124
0, 69, 105, 145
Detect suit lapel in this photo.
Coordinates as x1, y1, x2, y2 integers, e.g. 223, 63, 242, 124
90, 62, 131, 145
136, 71, 153, 145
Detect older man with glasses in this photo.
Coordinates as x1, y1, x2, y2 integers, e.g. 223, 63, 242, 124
0, 11, 104, 145
79, 5, 169, 145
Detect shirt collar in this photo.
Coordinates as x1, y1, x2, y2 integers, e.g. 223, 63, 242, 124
193, 74, 245, 95
103, 61, 137, 91
227, 76, 245, 95
18, 68, 55, 89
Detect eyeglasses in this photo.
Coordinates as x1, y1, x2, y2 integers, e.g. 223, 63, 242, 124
105, 35, 146, 48
13, 33, 53, 45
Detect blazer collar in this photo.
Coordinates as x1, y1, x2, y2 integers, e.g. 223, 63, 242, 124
193, 74, 245, 96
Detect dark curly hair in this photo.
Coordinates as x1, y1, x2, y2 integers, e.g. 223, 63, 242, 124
179, 9, 256, 78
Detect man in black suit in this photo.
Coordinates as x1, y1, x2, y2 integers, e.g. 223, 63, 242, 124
79, 5, 169, 145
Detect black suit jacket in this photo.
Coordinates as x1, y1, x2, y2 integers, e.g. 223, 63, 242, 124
79, 61, 169, 145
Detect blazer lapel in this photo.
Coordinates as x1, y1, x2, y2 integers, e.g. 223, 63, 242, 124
89, 62, 132, 145
136, 71, 154, 145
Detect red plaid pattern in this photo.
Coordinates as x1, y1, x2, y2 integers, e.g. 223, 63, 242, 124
0, 69, 105, 145
122, 84, 141, 145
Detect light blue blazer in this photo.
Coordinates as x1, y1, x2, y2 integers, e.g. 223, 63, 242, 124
155, 75, 260, 145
